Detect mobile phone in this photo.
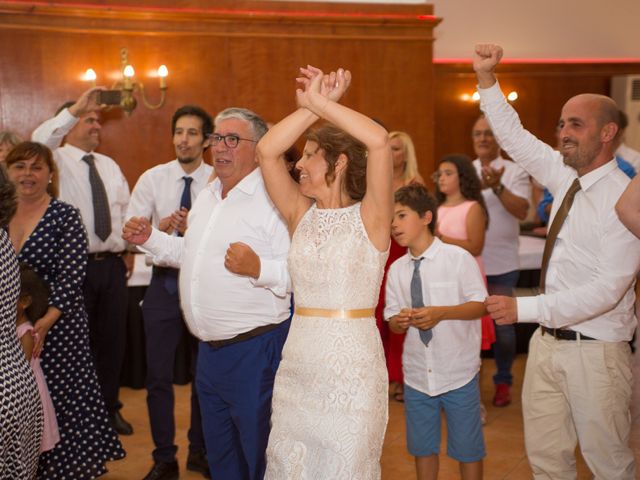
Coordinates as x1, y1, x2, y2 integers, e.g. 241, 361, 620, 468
97, 90, 122, 106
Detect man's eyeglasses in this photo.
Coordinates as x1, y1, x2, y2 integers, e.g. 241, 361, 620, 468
210, 133, 257, 149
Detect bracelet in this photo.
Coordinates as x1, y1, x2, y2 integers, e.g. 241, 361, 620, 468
492, 183, 504, 196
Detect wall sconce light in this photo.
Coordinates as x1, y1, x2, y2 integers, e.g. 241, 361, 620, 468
460, 90, 518, 103
83, 47, 168, 115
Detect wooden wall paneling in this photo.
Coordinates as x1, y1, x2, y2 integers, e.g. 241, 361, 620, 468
434, 63, 640, 181
0, 1, 439, 186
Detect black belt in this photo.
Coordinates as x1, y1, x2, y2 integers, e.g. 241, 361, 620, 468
207, 323, 282, 349
88, 251, 125, 261
152, 266, 178, 276
541, 326, 596, 341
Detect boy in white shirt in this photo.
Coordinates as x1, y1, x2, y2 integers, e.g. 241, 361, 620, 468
385, 184, 488, 480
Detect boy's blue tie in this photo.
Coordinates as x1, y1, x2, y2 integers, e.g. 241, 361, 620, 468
411, 257, 432, 346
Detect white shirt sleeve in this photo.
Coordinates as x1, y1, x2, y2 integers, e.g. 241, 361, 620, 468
116, 167, 131, 228
459, 253, 489, 302
126, 171, 154, 221
139, 227, 184, 269
31, 108, 79, 151
250, 215, 291, 298
507, 163, 532, 201
517, 213, 640, 328
384, 262, 403, 321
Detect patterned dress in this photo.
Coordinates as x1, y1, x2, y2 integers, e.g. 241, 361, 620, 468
266, 203, 389, 479
16, 199, 125, 479
0, 228, 43, 479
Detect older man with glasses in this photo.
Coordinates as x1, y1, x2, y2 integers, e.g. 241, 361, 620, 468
123, 107, 291, 480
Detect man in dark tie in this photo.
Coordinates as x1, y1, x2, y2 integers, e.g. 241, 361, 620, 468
32, 87, 134, 435
126, 105, 214, 480
477, 44, 640, 479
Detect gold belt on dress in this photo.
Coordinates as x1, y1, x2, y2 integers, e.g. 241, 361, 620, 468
295, 307, 375, 319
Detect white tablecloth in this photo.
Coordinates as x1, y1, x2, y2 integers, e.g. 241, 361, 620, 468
518, 234, 545, 271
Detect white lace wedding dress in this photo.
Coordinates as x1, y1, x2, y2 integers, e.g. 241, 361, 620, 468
265, 203, 389, 480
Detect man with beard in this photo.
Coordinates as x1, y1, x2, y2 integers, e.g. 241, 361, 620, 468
126, 105, 213, 480
32, 87, 134, 436
476, 44, 640, 479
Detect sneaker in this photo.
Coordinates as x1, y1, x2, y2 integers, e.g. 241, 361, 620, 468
493, 383, 511, 407
187, 450, 211, 479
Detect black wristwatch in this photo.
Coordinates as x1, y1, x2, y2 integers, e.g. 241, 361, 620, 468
492, 183, 504, 196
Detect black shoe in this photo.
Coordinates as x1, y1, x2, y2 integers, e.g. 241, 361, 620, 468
109, 411, 133, 436
187, 451, 211, 479
142, 461, 179, 480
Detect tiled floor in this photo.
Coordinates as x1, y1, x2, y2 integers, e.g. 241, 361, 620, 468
104, 354, 637, 479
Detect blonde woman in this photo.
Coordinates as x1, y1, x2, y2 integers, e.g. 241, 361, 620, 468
390, 131, 424, 191
0, 130, 22, 162
379, 131, 424, 402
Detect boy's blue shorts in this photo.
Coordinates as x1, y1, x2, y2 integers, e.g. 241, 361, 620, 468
404, 374, 486, 462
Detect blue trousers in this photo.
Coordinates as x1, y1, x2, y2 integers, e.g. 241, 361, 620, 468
487, 270, 519, 386
143, 269, 205, 463
197, 319, 290, 480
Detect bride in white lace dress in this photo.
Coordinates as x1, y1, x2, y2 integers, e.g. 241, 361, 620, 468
257, 66, 393, 479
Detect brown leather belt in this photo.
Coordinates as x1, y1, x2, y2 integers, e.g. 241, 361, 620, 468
541, 326, 596, 341
207, 322, 282, 349
295, 307, 375, 319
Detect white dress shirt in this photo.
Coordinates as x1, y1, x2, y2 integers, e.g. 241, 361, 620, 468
126, 159, 212, 266
480, 82, 640, 341
141, 168, 291, 341
32, 108, 130, 253
473, 157, 531, 276
384, 238, 487, 396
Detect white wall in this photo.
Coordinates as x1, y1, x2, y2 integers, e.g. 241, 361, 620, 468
271, 0, 640, 61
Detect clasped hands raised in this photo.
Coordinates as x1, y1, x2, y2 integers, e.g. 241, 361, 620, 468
295, 65, 352, 114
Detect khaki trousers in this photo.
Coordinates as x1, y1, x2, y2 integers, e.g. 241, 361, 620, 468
522, 328, 634, 479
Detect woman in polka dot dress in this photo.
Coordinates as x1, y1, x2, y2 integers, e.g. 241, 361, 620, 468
6, 142, 125, 479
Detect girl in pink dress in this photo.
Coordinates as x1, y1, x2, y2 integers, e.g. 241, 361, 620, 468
434, 154, 495, 350
435, 154, 495, 423
16, 264, 60, 453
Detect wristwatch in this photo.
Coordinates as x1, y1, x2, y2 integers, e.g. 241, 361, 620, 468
492, 183, 504, 196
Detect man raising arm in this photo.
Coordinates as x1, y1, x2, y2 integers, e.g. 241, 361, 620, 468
476, 43, 640, 480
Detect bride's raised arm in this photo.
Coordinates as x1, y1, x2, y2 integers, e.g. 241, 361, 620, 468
256, 66, 350, 231
298, 66, 393, 251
